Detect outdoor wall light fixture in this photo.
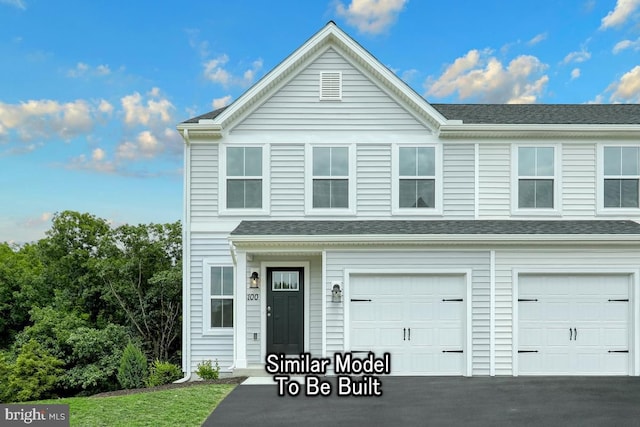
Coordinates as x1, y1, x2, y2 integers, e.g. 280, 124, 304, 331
331, 282, 343, 303
250, 272, 260, 288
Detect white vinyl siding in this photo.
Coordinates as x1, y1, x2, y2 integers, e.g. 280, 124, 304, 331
562, 144, 596, 217
479, 144, 511, 218
190, 233, 234, 373
233, 48, 430, 133
270, 144, 305, 216
494, 248, 640, 376
190, 144, 218, 221
443, 144, 475, 218
325, 250, 491, 376
356, 144, 392, 216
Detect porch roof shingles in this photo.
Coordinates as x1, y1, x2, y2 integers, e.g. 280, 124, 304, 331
230, 220, 640, 236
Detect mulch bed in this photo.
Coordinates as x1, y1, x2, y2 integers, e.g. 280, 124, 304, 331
91, 377, 248, 398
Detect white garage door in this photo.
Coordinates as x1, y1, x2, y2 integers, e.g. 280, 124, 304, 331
518, 274, 630, 375
349, 274, 466, 375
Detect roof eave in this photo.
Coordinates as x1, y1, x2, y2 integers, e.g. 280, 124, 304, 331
229, 233, 640, 246
439, 124, 640, 138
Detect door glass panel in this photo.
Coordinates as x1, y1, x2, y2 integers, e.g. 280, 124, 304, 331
272, 271, 300, 291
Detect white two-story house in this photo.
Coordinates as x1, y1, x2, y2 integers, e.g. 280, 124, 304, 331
176, 22, 640, 377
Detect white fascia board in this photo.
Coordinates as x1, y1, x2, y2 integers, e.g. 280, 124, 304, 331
176, 123, 223, 139
230, 233, 640, 246
439, 123, 640, 139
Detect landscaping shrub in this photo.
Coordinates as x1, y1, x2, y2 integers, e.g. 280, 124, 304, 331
145, 360, 183, 387
63, 323, 129, 395
4, 339, 64, 402
196, 359, 220, 380
117, 342, 148, 389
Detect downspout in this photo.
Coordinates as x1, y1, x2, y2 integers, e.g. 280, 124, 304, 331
175, 128, 192, 383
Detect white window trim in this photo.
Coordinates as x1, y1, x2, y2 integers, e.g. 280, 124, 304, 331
219, 144, 270, 216
305, 144, 356, 216
511, 144, 562, 216
597, 143, 640, 216
202, 260, 234, 336
392, 144, 443, 216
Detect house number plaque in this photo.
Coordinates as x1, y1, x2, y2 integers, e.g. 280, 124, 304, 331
247, 293, 259, 301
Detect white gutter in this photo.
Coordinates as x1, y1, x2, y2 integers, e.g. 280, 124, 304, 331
175, 128, 192, 383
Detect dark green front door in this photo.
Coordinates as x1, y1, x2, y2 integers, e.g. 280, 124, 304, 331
267, 267, 304, 354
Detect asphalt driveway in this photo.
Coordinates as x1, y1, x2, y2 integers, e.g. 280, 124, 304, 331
203, 376, 640, 427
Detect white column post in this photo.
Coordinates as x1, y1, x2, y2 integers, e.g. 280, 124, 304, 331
235, 250, 248, 369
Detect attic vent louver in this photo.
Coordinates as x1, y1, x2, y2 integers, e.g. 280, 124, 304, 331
320, 72, 342, 101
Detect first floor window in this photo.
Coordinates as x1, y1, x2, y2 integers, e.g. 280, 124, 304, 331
210, 266, 233, 328
399, 146, 435, 208
604, 146, 640, 208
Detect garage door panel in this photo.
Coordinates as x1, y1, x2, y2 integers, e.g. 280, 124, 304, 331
518, 274, 630, 376
409, 301, 434, 321
350, 274, 466, 376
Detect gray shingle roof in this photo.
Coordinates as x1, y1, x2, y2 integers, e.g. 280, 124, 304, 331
432, 104, 640, 125
231, 220, 640, 236
182, 106, 229, 124
182, 104, 640, 125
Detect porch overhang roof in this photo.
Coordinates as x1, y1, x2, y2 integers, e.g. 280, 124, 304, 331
228, 220, 640, 247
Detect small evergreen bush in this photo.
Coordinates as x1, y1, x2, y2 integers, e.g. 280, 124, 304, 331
117, 343, 148, 389
4, 340, 64, 402
145, 360, 183, 387
196, 359, 220, 380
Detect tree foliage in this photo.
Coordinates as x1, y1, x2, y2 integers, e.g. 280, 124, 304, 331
117, 342, 148, 389
0, 210, 183, 401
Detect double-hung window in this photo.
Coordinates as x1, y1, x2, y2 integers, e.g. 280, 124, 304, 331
603, 146, 640, 208
225, 146, 263, 209
516, 146, 555, 210
208, 266, 233, 329
312, 146, 349, 209
398, 146, 436, 208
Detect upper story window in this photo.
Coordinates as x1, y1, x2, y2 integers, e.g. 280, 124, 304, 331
399, 147, 435, 208
312, 146, 349, 209
516, 146, 556, 210
224, 146, 264, 211
392, 144, 441, 215
603, 146, 640, 208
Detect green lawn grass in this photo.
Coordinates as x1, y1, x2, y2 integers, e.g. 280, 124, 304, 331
35, 383, 236, 427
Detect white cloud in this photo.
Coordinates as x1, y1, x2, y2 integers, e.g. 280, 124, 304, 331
335, 0, 407, 34
601, 0, 640, 29
571, 68, 581, 80
115, 127, 180, 161
613, 37, 640, 53
212, 95, 232, 109
92, 147, 106, 161
121, 88, 174, 127
562, 49, 591, 64
67, 62, 112, 78
98, 100, 114, 115
0, 0, 26, 9
425, 49, 549, 104
24, 212, 51, 227
528, 33, 548, 46
0, 98, 110, 142
203, 55, 231, 85
607, 65, 640, 102
203, 55, 263, 87
401, 68, 419, 83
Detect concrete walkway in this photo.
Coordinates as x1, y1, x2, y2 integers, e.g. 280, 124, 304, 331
202, 376, 640, 427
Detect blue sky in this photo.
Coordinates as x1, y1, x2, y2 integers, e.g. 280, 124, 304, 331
1, 0, 640, 243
